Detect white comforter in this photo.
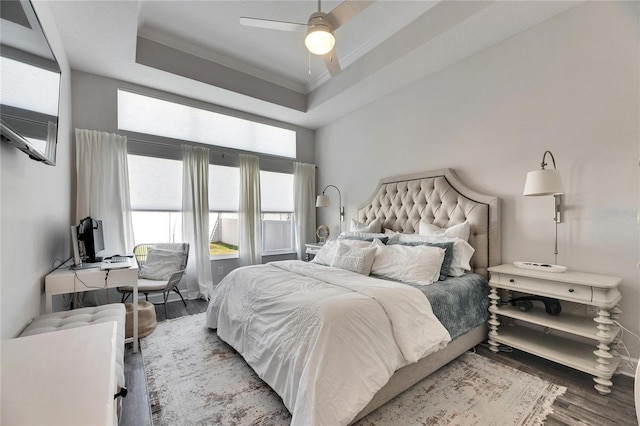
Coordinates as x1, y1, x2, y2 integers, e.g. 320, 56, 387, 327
206, 260, 451, 425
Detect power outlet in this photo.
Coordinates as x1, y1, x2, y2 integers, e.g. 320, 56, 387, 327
587, 305, 599, 316
217, 266, 224, 275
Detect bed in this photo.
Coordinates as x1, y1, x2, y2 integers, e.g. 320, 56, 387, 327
206, 168, 501, 425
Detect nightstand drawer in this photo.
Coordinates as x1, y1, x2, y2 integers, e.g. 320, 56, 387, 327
491, 273, 592, 303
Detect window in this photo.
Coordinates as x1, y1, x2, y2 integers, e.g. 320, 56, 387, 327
128, 156, 296, 258
207, 167, 295, 256
260, 171, 294, 253
118, 90, 296, 158
209, 165, 239, 257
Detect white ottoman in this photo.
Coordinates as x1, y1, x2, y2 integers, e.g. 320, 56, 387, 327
20, 304, 127, 400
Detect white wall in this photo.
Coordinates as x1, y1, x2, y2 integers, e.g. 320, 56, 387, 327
1, 1, 73, 339
316, 2, 639, 363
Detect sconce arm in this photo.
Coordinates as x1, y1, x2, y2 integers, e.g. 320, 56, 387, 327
541, 150, 557, 170
321, 184, 345, 223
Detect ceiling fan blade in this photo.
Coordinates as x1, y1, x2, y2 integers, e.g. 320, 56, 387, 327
325, 0, 374, 30
322, 48, 341, 76
239, 17, 307, 32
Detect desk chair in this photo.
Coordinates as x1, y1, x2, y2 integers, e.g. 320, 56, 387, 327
117, 243, 189, 317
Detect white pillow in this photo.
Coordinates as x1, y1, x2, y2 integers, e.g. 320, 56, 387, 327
331, 242, 377, 275
370, 240, 444, 285
419, 221, 470, 242
139, 248, 183, 280
388, 233, 474, 277
311, 239, 373, 266
350, 218, 382, 233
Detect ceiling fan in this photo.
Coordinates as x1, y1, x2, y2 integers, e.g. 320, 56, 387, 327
240, 0, 373, 76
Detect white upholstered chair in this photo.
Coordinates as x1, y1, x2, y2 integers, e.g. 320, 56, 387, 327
117, 243, 189, 316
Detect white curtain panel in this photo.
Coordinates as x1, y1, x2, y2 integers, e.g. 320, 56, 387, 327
293, 162, 316, 260
239, 154, 262, 266
182, 145, 214, 299
75, 128, 135, 255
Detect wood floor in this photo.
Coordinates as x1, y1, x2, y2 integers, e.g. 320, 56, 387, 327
121, 300, 637, 426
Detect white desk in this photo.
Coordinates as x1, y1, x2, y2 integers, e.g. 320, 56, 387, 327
1, 322, 118, 426
45, 263, 139, 352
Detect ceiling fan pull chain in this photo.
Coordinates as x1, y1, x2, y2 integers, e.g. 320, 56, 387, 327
308, 51, 312, 76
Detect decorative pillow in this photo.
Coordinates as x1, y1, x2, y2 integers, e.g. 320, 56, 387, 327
370, 240, 445, 285
388, 233, 474, 277
311, 239, 373, 266
350, 218, 382, 233
419, 221, 471, 242
331, 242, 377, 275
139, 248, 183, 280
310, 240, 338, 266
338, 231, 388, 244
388, 240, 454, 281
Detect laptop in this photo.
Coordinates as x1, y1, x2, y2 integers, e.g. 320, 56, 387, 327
100, 256, 134, 270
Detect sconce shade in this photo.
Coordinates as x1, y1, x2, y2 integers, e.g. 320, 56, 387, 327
523, 169, 564, 196
316, 194, 331, 207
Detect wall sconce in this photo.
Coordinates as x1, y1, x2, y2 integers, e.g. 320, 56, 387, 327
523, 150, 564, 267
316, 184, 344, 231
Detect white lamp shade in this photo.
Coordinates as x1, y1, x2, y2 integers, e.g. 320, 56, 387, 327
305, 27, 335, 55
523, 169, 564, 196
316, 194, 331, 207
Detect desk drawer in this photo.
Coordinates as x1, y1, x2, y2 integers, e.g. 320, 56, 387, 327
490, 273, 592, 303
45, 268, 138, 294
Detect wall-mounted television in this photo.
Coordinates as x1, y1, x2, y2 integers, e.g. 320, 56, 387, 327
0, 0, 61, 166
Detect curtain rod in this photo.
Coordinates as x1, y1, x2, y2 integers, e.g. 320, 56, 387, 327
126, 137, 314, 168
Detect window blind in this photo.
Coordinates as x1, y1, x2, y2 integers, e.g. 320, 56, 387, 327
260, 171, 294, 212
118, 90, 296, 158
209, 165, 239, 211
129, 156, 294, 213
128, 155, 182, 211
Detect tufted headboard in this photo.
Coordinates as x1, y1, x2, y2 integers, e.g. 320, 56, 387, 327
357, 169, 501, 278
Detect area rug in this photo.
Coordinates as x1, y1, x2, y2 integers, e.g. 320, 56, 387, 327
141, 313, 566, 426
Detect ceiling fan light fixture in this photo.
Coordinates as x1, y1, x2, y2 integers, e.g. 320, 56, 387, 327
305, 14, 335, 55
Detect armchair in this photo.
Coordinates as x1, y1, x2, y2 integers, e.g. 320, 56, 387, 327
117, 243, 190, 317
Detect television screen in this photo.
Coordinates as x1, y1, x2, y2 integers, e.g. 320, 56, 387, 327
78, 217, 105, 263
0, 0, 61, 165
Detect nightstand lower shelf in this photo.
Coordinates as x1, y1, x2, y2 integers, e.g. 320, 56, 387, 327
490, 326, 621, 379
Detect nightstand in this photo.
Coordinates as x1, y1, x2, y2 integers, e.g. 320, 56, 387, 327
487, 264, 622, 395
304, 243, 324, 261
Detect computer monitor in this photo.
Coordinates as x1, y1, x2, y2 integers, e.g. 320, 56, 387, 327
77, 217, 105, 263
